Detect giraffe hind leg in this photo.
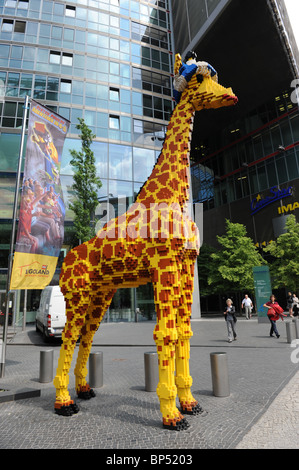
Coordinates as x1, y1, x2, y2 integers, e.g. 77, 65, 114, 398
74, 289, 116, 399
176, 260, 204, 416
53, 290, 90, 416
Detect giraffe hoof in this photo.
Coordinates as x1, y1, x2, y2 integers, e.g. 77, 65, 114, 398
54, 402, 80, 416
76, 385, 96, 400
163, 417, 190, 431
181, 402, 204, 415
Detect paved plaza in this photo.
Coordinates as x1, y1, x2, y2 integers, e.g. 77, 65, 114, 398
0, 318, 298, 450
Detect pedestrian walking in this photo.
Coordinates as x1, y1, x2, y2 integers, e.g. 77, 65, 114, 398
224, 298, 237, 343
263, 295, 287, 338
242, 294, 253, 320
286, 291, 293, 318
292, 293, 299, 317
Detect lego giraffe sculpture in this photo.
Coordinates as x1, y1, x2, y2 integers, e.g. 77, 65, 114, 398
53, 52, 237, 430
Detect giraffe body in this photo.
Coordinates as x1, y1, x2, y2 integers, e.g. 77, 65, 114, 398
53, 54, 237, 429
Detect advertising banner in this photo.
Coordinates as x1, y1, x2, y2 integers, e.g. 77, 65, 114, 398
253, 266, 272, 323
10, 100, 70, 290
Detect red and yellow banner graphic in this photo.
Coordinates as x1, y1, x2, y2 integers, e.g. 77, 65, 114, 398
10, 100, 70, 290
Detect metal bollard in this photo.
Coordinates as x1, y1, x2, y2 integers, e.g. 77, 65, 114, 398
293, 318, 299, 340
286, 321, 296, 343
39, 349, 54, 383
89, 352, 103, 388
210, 352, 230, 397
144, 351, 159, 392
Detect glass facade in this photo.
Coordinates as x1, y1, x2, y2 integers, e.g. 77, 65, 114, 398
0, 0, 174, 322
169, 0, 299, 315
172, 0, 224, 53
191, 90, 299, 212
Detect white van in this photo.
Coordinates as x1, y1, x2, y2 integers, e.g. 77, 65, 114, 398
36, 286, 66, 341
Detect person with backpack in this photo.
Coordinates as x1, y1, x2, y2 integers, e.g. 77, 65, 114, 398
263, 295, 287, 338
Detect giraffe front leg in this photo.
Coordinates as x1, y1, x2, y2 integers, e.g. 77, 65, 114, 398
53, 291, 89, 416
176, 328, 202, 415
74, 289, 115, 399
153, 274, 190, 431
176, 259, 203, 416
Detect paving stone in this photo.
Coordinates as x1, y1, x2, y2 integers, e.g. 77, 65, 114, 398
0, 319, 298, 449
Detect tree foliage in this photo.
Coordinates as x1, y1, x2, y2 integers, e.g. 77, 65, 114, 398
69, 118, 102, 245
264, 214, 299, 291
197, 243, 217, 296
208, 219, 266, 293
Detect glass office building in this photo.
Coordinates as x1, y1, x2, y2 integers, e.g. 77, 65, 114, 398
0, 0, 175, 322
172, 0, 299, 311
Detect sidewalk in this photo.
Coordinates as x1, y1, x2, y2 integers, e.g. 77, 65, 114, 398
236, 369, 299, 449
0, 318, 298, 449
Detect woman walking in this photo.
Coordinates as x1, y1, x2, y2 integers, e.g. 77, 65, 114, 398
224, 298, 237, 343
263, 295, 286, 338
286, 291, 293, 318
292, 293, 299, 317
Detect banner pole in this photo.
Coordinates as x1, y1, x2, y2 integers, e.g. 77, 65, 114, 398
0, 95, 30, 378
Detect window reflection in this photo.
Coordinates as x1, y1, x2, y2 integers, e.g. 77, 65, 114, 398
60, 174, 108, 222
109, 143, 132, 180
91, 141, 108, 179
133, 147, 155, 182
108, 180, 133, 218
0, 174, 16, 218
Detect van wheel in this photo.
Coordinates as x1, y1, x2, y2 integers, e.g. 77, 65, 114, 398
43, 327, 50, 343
35, 321, 39, 332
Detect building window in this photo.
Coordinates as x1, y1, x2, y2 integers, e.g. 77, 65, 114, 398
49, 51, 73, 66
133, 119, 143, 134
49, 51, 60, 65
131, 22, 169, 50
133, 119, 166, 145
110, 16, 119, 28
109, 115, 120, 130
46, 77, 59, 101
109, 87, 119, 101
132, 67, 171, 96
0, 18, 26, 34
18, 0, 29, 8
5, 0, 29, 7
2, 20, 14, 32
62, 53, 73, 66
60, 79, 72, 94
14, 21, 26, 33
52, 26, 62, 40
65, 5, 76, 17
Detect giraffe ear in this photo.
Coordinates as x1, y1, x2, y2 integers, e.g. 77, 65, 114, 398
174, 54, 183, 75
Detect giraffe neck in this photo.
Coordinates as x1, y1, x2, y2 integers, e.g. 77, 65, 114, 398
136, 100, 195, 207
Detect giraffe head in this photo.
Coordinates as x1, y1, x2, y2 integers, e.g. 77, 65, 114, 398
173, 52, 238, 111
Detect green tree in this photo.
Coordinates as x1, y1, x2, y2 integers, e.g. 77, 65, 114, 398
208, 219, 266, 293
69, 118, 102, 245
197, 243, 217, 296
264, 214, 299, 291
